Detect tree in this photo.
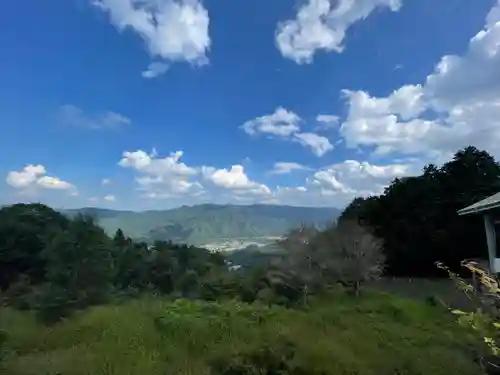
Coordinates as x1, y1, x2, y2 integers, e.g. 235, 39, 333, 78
337, 196, 380, 226
273, 223, 385, 299
113, 228, 131, 248
37, 214, 116, 322
0, 204, 70, 291
114, 241, 152, 291
275, 226, 321, 303
149, 245, 176, 294
318, 221, 385, 295
338, 146, 500, 277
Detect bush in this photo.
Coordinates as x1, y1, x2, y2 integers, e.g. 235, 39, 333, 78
438, 260, 500, 372
0, 329, 7, 362
2, 276, 37, 311
33, 284, 77, 324
209, 340, 324, 375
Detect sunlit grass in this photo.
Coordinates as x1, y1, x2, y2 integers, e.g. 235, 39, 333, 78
1, 292, 482, 375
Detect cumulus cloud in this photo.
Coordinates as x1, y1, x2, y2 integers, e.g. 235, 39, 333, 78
293, 132, 334, 157
241, 107, 301, 137
101, 178, 112, 185
119, 149, 202, 198
269, 162, 310, 175
309, 159, 414, 197
276, 0, 402, 63
94, 0, 210, 77
339, 1, 500, 160
58, 104, 131, 130
202, 165, 271, 196
241, 108, 334, 157
265, 159, 417, 207
104, 194, 116, 201
112, 144, 424, 207
142, 62, 169, 78
315, 114, 339, 130
6, 164, 76, 195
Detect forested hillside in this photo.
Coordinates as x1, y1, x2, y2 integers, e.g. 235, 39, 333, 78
62, 204, 340, 245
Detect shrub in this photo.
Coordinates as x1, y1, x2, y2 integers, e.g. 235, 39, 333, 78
438, 260, 500, 371
209, 340, 325, 375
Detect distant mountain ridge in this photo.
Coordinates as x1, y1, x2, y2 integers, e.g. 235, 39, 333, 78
62, 204, 340, 245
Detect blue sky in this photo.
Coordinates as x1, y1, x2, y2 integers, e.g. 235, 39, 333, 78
1, 0, 499, 210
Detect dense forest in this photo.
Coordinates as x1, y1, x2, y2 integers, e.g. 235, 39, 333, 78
1, 145, 500, 374
339, 146, 500, 277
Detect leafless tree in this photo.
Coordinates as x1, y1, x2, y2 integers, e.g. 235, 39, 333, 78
273, 225, 321, 304
320, 221, 385, 295
275, 222, 385, 298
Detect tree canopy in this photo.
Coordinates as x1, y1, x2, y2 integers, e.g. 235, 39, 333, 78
339, 146, 500, 277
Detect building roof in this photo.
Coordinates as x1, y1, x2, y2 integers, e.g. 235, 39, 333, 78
458, 192, 500, 216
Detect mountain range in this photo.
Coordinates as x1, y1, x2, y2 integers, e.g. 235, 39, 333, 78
62, 204, 340, 246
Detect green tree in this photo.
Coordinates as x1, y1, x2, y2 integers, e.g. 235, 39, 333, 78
149, 245, 176, 294
0, 204, 70, 291
114, 241, 152, 292
339, 146, 500, 277
37, 214, 116, 322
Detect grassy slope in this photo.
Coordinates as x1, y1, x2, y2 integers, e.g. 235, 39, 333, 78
1, 293, 480, 375
64, 205, 339, 244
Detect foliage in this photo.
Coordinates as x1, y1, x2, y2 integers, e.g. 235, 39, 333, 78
0, 295, 481, 375
208, 339, 322, 375
0, 203, 239, 322
438, 260, 500, 371
339, 146, 500, 277
0, 204, 71, 291
33, 214, 116, 322
226, 246, 283, 271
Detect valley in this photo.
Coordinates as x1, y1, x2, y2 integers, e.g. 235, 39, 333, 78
201, 236, 282, 252
62, 204, 340, 246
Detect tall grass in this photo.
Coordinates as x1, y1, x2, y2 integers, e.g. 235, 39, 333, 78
1, 292, 482, 375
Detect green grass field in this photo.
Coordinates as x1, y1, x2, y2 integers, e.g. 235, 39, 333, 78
0, 291, 482, 375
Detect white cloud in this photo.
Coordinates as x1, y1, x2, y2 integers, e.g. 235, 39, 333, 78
276, 0, 402, 63
142, 62, 169, 78
425, 8, 500, 109
269, 162, 310, 175
310, 159, 413, 196
58, 105, 131, 130
202, 165, 271, 196
119, 149, 202, 197
261, 159, 416, 207
241, 107, 301, 137
241, 108, 334, 157
104, 194, 116, 201
293, 132, 334, 157
101, 178, 112, 185
315, 114, 339, 130
37, 176, 74, 190
6, 164, 76, 194
6, 164, 45, 189
94, 0, 210, 77
114, 146, 419, 207
339, 1, 500, 160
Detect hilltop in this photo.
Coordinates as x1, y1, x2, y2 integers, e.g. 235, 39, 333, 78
62, 204, 340, 246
